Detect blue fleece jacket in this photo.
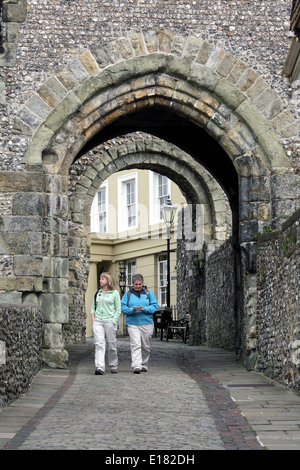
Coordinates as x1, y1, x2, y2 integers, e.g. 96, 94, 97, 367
121, 288, 158, 325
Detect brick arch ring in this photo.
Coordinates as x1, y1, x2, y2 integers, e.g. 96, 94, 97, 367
70, 134, 231, 245
19, 29, 295, 177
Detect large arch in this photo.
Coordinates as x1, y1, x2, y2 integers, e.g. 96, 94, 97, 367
10, 29, 298, 367
20, 30, 296, 264
21, 31, 293, 171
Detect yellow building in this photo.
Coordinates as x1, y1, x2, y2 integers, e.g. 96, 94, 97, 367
85, 169, 186, 337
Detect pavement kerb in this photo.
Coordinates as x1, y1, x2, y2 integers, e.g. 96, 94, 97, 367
180, 345, 300, 451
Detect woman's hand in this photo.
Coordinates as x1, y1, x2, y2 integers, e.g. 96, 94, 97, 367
133, 306, 144, 312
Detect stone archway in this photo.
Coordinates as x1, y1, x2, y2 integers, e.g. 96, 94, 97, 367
66, 132, 231, 345
71, 134, 229, 233
8, 29, 298, 367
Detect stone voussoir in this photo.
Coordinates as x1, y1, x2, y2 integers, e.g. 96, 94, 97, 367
17, 29, 298, 157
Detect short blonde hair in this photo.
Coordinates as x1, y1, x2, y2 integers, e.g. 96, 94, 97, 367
100, 272, 116, 290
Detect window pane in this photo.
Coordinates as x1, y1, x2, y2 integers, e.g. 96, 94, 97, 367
126, 181, 135, 205
128, 215, 136, 227
160, 288, 167, 306
158, 175, 168, 198
98, 189, 106, 211
99, 213, 106, 232
97, 188, 106, 233
158, 175, 169, 220
127, 261, 137, 288
126, 180, 136, 227
158, 255, 167, 305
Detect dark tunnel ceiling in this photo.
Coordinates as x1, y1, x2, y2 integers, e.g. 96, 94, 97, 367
78, 106, 239, 208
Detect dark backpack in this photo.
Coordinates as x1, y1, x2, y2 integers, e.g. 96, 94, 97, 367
94, 289, 100, 309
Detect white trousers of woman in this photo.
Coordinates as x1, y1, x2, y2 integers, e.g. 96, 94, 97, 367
93, 320, 118, 372
127, 323, 154, 371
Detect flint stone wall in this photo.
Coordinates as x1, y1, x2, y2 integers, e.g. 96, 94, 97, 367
257, 209, 300, 393
0, 305, 43, 406
176, 238, 206, 346
205, 238, 236, 351
0, 0, 299, 172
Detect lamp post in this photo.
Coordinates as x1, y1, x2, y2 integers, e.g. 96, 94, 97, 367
161, 195, 177, 308
118, 260, 127, 297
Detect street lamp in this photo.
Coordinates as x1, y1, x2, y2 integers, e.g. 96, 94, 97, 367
161, 195, 177, 308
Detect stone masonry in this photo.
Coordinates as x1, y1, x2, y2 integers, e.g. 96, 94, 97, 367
0, 1, 299, 404
205, 238, 235, 352
257, 209, 300, 393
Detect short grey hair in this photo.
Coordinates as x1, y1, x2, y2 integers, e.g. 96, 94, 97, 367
132, 274, 144, 284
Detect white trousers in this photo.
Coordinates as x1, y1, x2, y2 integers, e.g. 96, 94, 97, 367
93, 320, 118, 372
127, 323, 154, 370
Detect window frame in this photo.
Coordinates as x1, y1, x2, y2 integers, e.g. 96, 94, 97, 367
126, 260, 137, 289
149, 171, 171, 225
118, 172, 138, 232
158, 254, 167, 306
90, 181, 108, 233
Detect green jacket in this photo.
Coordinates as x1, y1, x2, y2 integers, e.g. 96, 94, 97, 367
91, 289, 121, 325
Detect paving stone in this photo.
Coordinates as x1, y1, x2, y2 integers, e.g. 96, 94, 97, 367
2, 339, 300, 452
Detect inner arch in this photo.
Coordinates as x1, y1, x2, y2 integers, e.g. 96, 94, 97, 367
77, 106, 239, 208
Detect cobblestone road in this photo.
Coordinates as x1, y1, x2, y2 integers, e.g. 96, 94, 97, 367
2, 338, 266, 453
18, 339, 225, 450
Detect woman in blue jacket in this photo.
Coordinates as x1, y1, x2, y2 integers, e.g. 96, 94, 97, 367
121, 274, 158, 374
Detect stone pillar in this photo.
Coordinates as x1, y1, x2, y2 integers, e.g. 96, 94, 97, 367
0, 172, 44, 305
0, 170, 65, 375
85, 261, 97, 338
0, 170, 70, 368
41, 174, 69, 368
239, 169, 300, 370
66, 222, 90, 344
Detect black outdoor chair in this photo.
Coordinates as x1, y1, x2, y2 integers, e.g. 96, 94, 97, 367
166, 314, 189, 343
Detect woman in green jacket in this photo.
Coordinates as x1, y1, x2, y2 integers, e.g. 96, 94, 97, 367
91, 272, 121, 375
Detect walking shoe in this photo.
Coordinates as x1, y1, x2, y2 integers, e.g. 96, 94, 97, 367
95, 369, 104, 375
111, 369, 118, 374
133, 368, 141, 374
141, 367, 147, 372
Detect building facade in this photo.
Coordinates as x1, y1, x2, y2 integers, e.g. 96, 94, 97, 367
85, 168, 186, 336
